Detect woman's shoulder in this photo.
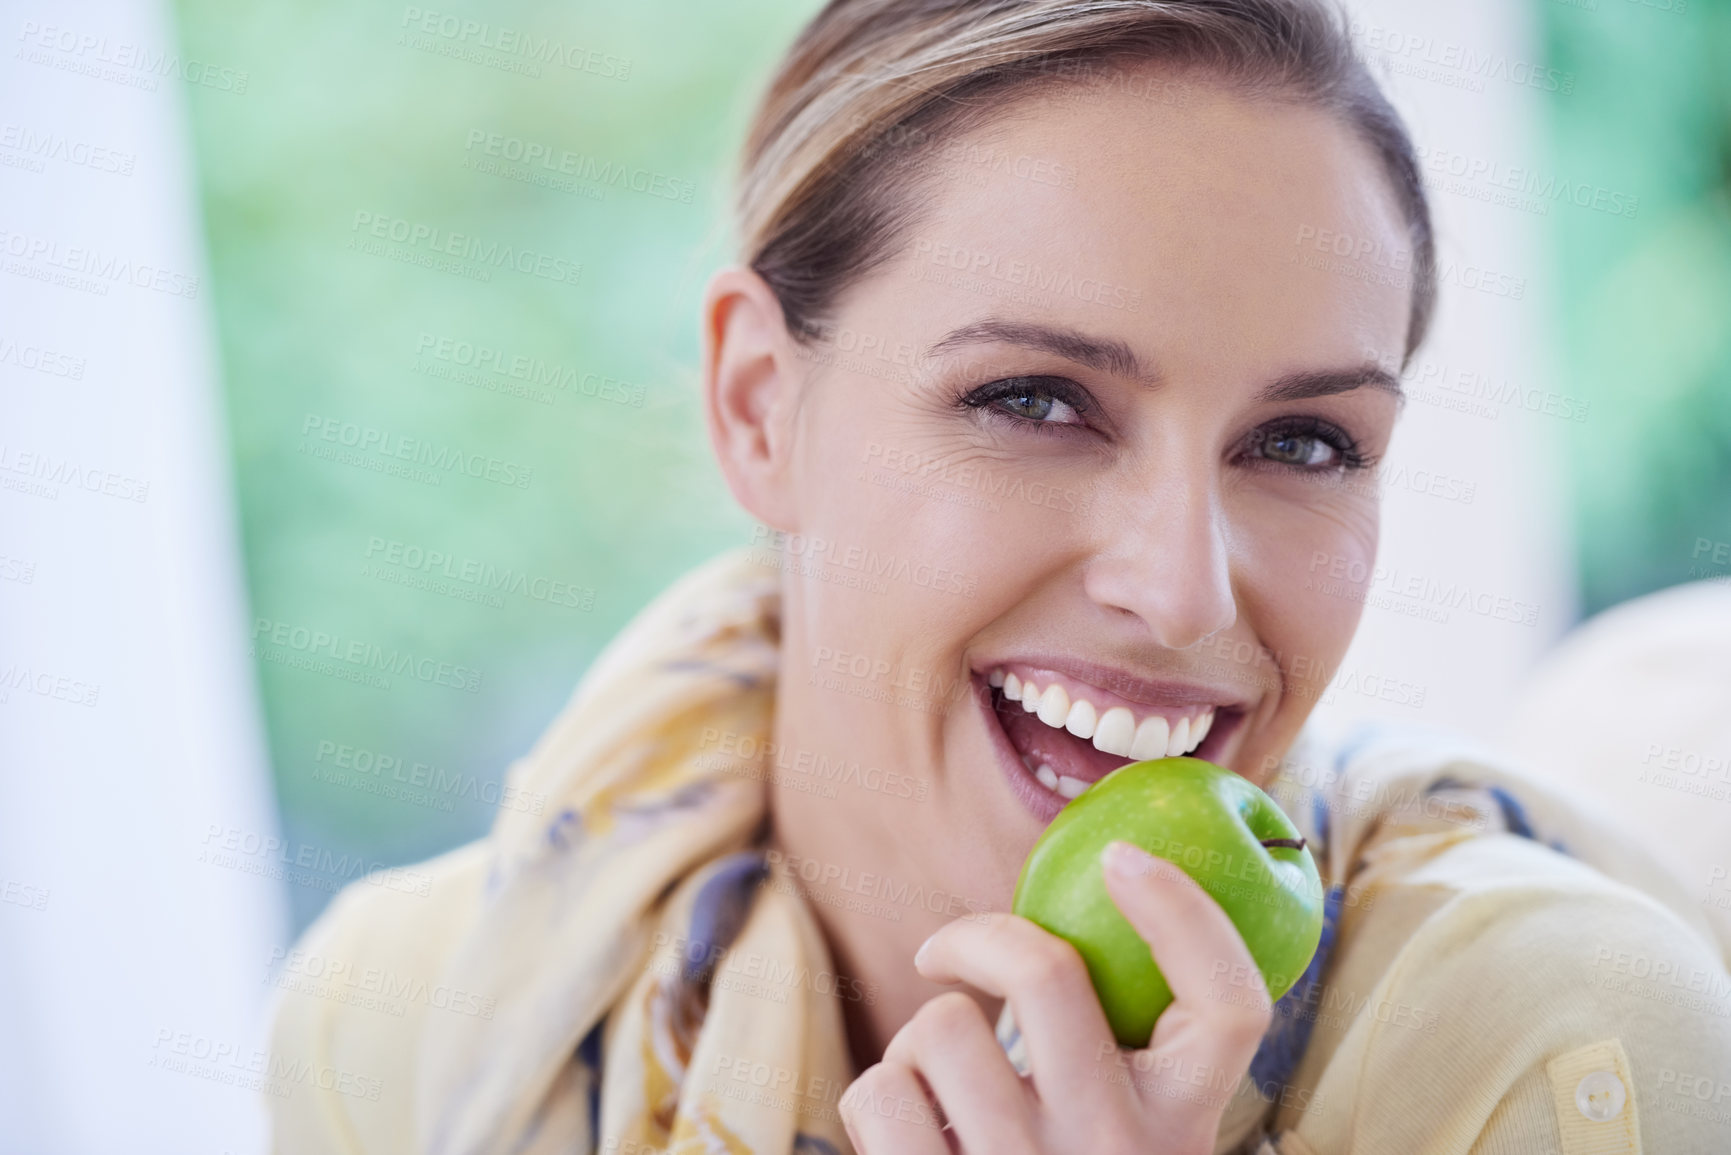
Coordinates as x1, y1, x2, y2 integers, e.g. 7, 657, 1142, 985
1259, 722, 1731, 1154
1275, 849, 1731, 1152
1272, 718, 1724, 955
266, 838, 494, 1154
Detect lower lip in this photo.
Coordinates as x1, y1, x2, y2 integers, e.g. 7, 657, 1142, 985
971, 672, 1245, 824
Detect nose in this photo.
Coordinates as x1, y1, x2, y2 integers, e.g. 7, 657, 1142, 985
1081, 467, 1237, 651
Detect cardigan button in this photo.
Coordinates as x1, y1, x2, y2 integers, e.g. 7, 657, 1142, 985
1574, 1069, 1626, 1122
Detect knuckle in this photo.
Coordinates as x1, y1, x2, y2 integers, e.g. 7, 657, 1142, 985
1090, 1116, 1154, 1155
843, 1064, 888, 1104
1244, 984, 1277, 1021
840, 1063, 896, 1121
917, 990, 984, 1038
1016, 935, 1084, 988
1221, 999, 1274, 1045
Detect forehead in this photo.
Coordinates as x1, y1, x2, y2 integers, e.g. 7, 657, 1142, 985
874, 71, 1413, 378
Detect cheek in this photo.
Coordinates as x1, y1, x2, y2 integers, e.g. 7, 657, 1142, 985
1232, 491, 1380, 697
788, 379, 1085, 669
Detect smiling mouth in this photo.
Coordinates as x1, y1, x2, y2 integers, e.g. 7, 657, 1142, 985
976, 664, 1247, 820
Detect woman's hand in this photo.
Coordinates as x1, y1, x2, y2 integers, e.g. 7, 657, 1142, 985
837, 840, 1274, 1155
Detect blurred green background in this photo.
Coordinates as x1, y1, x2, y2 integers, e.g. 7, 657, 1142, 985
173, 0, 1731, 932
1542, 0, 1731, 612
174, 0, 813, 928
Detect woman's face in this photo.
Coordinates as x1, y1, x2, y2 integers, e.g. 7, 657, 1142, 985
709, 72, 1412, 920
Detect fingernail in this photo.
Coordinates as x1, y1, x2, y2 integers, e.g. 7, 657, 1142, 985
1103, 840, 1147, 875
913, 932, 937, 970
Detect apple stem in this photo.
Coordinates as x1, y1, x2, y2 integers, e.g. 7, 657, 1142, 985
1260, 837, 1307, 852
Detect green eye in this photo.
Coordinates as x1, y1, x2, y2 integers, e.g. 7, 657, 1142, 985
1260, 432, 1335, 467
1244, 418, 1368, 472
961, 376, 1088, 428
1000, 389, 1057, 421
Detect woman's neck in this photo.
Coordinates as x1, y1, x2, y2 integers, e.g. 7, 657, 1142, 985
763, 685, 1003, 1075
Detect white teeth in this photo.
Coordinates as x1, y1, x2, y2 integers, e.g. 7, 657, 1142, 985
1036, 684, 1070, 727
997, 670, 1223, 768
1064, 698, 1097, 740
1189, 710, 1214, 750
1028, 758, 1085, 799
1092, 707, 1136, 758
1129, 714, 1170, 760
1166, 716, 1192, 758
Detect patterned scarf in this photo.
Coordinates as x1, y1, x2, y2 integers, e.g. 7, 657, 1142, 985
414, 547, 854, 1155
404, 545, 1668, 1155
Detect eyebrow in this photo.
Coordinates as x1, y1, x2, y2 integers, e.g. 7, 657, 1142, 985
1254, 365, 1404, 404
925, 317, 1403, 402
924, 319, 1151, 381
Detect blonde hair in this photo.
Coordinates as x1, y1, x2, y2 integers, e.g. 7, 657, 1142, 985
737, 0, 1436, 362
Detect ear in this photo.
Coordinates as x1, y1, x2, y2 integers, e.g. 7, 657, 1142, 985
701, 265, 803, 532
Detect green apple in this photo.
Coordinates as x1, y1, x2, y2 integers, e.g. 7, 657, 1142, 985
1011, 757, 1324, 1048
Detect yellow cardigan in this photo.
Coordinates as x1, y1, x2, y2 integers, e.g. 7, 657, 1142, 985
265, 549, 1731, 1154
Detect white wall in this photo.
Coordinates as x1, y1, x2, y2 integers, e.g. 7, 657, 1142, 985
0, 2, 287, 1151
1311, 0, 1578, 740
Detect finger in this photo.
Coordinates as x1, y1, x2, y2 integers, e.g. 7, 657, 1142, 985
1102, 841, 1272, 1097
838, 1060, 951, 1155
882, 991, 1037, 1154
913, 912, 1120, 1096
